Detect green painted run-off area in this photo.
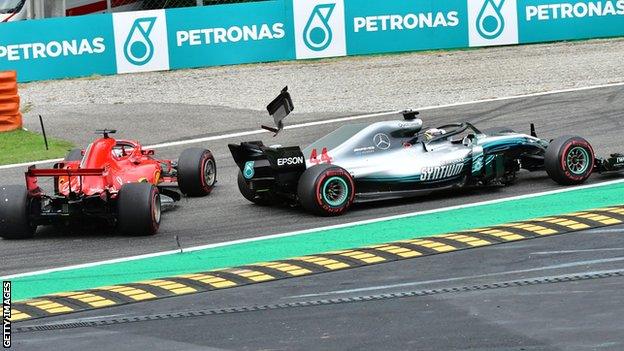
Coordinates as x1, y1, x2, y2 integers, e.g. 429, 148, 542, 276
6, 181, 624, 300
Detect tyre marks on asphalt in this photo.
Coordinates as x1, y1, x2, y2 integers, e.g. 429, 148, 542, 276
11, 205, 624, 323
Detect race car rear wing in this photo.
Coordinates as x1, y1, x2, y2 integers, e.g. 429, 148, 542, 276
26, 168, 105, 177
228, 141, 305, 172
25, 165, 105, 195
262, 86, 294, 136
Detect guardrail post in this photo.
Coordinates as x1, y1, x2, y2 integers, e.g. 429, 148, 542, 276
43, 0, 65, 18
196, 0, 202, 6
33, 0, 44, 19
26, 0, 33, 19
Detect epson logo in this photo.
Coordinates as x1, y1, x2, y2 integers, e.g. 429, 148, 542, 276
420, 163, 463, 181
277, 156, 305, 166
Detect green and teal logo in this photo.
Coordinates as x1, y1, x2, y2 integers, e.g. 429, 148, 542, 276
303, 3, 335, 51
243, 161, 255, 179
124, 17, 156, 66
477, 0, 505, 39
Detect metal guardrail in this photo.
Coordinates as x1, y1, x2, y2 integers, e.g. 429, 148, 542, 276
25, 0, 266, 20
141, 0, 264, 9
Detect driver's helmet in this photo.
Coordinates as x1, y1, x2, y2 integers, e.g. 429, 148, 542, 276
112, 144, 134, 158
111, 147, 124, 158
424, 128, 446, 142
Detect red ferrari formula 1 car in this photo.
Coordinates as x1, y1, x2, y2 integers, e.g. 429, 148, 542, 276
0, 130, 216, 239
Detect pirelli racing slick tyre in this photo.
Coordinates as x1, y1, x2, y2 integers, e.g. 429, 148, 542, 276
117, 183, 161, 236
0, 185, 37, 239
545, 135, 595, 185
64, 148, 83, 162
178, 148, 216, 197
298, 164, 356, 216
237, 171, 277, 206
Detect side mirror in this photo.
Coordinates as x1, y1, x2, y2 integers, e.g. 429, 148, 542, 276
262, 86, 294, 136
142, 149, 155, 156
402, 110, 420, 121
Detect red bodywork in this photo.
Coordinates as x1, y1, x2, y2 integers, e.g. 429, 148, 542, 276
26, 136, 175, 199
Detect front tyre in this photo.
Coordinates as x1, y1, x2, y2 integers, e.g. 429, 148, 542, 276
0, 185, 36, 239
297, 164, 355, 216
117, 183, 161, 236
545, 136, 595, 185
177, 148, 216, 197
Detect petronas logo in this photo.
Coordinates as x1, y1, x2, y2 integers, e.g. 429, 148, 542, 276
303, 4, 335, 51
477, 0, 506, 40
243, 161, 255, 179
124, 17, 157, 66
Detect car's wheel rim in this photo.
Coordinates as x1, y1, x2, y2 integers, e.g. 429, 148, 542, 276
566, 146, 590, 175
322, 176, 349, 207
203, 158, 216, 187
152, 193, 161, 224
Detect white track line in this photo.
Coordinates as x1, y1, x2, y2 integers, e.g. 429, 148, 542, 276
0, 111, 398, 170
3, 178, 624, 280
146, 111, 401, 149
2, 81, 623, 171
532, 247, 624, 255
0, 158, 64, 170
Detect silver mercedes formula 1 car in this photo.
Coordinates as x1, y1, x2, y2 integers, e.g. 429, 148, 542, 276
229, 88, 624, 216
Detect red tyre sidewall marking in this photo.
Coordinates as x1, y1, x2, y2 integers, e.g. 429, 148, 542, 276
314, 169, 355, 214
150, 187, 160, 233
559, 139, 595, 182
199, 152, 213, 193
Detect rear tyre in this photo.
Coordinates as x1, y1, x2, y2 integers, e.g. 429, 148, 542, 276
0, 185, 36, 239
545, 135, 595, 185
117, 183, 161, 236
177, 148, 216, 197
237, 171, 276, 206
297, 164, 355, 216
64, 149, 83, 162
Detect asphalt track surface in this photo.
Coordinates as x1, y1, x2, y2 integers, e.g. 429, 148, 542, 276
14, 225, 624, 350
3, 85, 624, 350
2, 85, 624, 275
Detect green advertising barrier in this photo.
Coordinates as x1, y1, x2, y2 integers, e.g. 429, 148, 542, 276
343, 0, 469, 54
166, 1, 295, 69
518, 0, 624, 43
0, 0, 622, 82
0, 14, 117, 82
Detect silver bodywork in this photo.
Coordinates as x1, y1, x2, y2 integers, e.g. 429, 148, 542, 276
232, 89, 619, 211
302, 118, 545, 200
